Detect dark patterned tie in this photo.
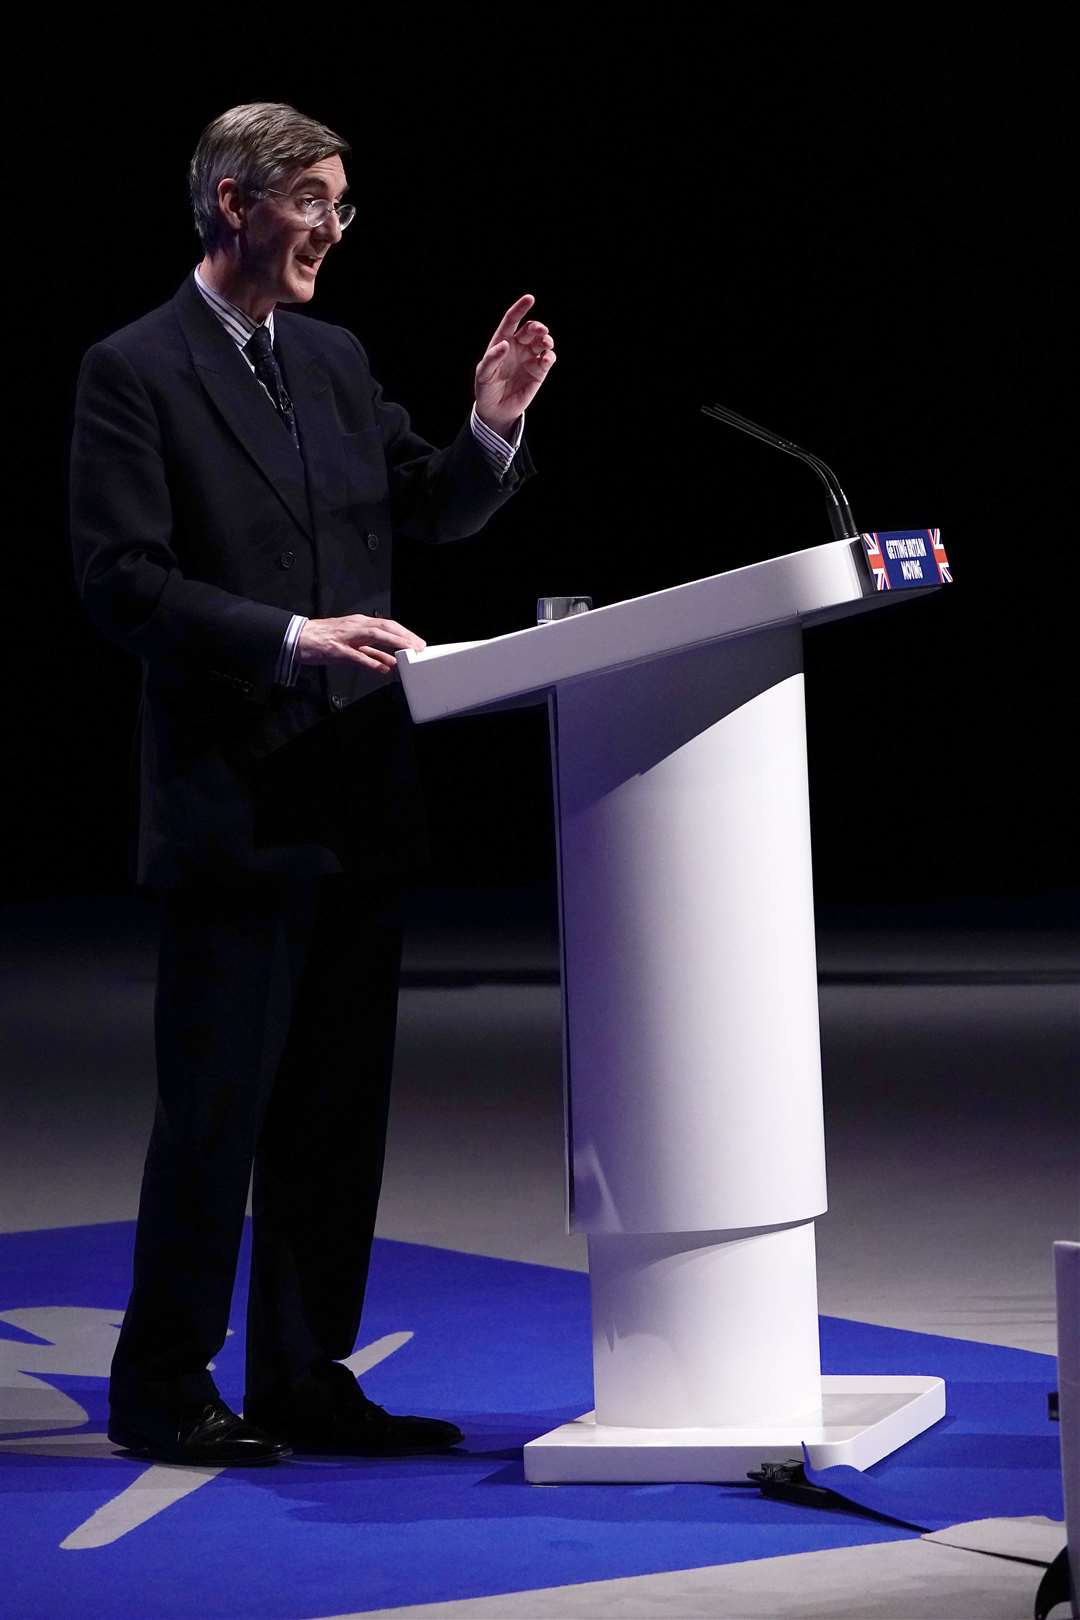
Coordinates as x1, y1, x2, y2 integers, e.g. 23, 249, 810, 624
244, 326, 300, 450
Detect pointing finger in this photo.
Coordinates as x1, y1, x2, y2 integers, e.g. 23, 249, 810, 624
490, 293, 535, 344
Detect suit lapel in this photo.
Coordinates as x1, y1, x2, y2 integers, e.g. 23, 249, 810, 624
172, 276, 314, 541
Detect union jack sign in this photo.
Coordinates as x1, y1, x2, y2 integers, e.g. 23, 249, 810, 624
860, 529, 952, 591
929, 528, 952, 583
863, 531, 889, 591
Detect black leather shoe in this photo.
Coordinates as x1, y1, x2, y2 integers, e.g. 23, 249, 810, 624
108, 1399, 292, 1466
247, 1366, 462, 1457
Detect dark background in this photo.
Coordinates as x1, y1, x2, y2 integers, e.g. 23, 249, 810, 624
6, 20, 1072, 917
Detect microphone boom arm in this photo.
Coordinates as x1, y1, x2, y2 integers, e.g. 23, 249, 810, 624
700, 403, 859, 541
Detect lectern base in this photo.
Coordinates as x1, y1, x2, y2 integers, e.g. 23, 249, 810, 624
523, 1375, 946, 1484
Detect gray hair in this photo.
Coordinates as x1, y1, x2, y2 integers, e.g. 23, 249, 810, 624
189, 102, 350, 252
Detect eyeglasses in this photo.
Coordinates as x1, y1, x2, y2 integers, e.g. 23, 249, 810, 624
252, 189, 356, 231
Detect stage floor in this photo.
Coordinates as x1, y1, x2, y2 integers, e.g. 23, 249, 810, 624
0, 892, 1076, 1617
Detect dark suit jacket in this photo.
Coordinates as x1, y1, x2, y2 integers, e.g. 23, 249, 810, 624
70, 274, 534, 887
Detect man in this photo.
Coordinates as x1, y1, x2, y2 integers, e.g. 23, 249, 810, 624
69, 102, 554, 1466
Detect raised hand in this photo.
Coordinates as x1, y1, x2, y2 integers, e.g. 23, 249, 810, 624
474, 294, 556, 439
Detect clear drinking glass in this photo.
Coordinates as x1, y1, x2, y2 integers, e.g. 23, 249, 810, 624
537, 596, 593, 624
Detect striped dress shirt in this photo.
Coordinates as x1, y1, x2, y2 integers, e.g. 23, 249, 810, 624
192, 266, 523, 686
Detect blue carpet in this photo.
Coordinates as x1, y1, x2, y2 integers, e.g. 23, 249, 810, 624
805, 1325, 1064, 1531
0, 1223, 1062, 1619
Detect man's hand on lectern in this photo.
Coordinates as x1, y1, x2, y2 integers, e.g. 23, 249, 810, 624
474, 293, 556, 440
298, 614, 426, 675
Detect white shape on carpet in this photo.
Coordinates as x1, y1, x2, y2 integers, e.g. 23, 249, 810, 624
0, 1328, 414, 1550
326, 1535, 1044, 1619
923, 1513, 1065, 1567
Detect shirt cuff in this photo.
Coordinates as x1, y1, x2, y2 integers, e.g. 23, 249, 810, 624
470, 403, 523, 479
275, 614, 307, 686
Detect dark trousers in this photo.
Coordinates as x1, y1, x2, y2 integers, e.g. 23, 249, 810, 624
109, 876, 403, 1422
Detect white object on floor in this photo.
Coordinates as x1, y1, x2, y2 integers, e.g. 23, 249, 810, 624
1054, 1239, 1080, 1617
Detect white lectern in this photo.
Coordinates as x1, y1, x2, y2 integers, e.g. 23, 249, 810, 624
398, 536, 947, 1484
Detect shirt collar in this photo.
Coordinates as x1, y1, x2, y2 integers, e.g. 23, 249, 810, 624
193, 265, 276, 350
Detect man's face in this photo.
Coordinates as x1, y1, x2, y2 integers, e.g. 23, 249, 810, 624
238, 154, 348, 307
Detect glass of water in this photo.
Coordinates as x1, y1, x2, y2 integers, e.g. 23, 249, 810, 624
537, 596, 593, 624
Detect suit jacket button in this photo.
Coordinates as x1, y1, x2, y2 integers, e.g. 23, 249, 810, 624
365, 531, 380, 552
278, 550, 295, 569
331, 694, 345, 710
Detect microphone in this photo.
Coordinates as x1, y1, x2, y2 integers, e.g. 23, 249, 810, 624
700, 403, 859, 542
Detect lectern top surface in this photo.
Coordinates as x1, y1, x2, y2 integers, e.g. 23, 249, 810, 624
398, 535, 939, 723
